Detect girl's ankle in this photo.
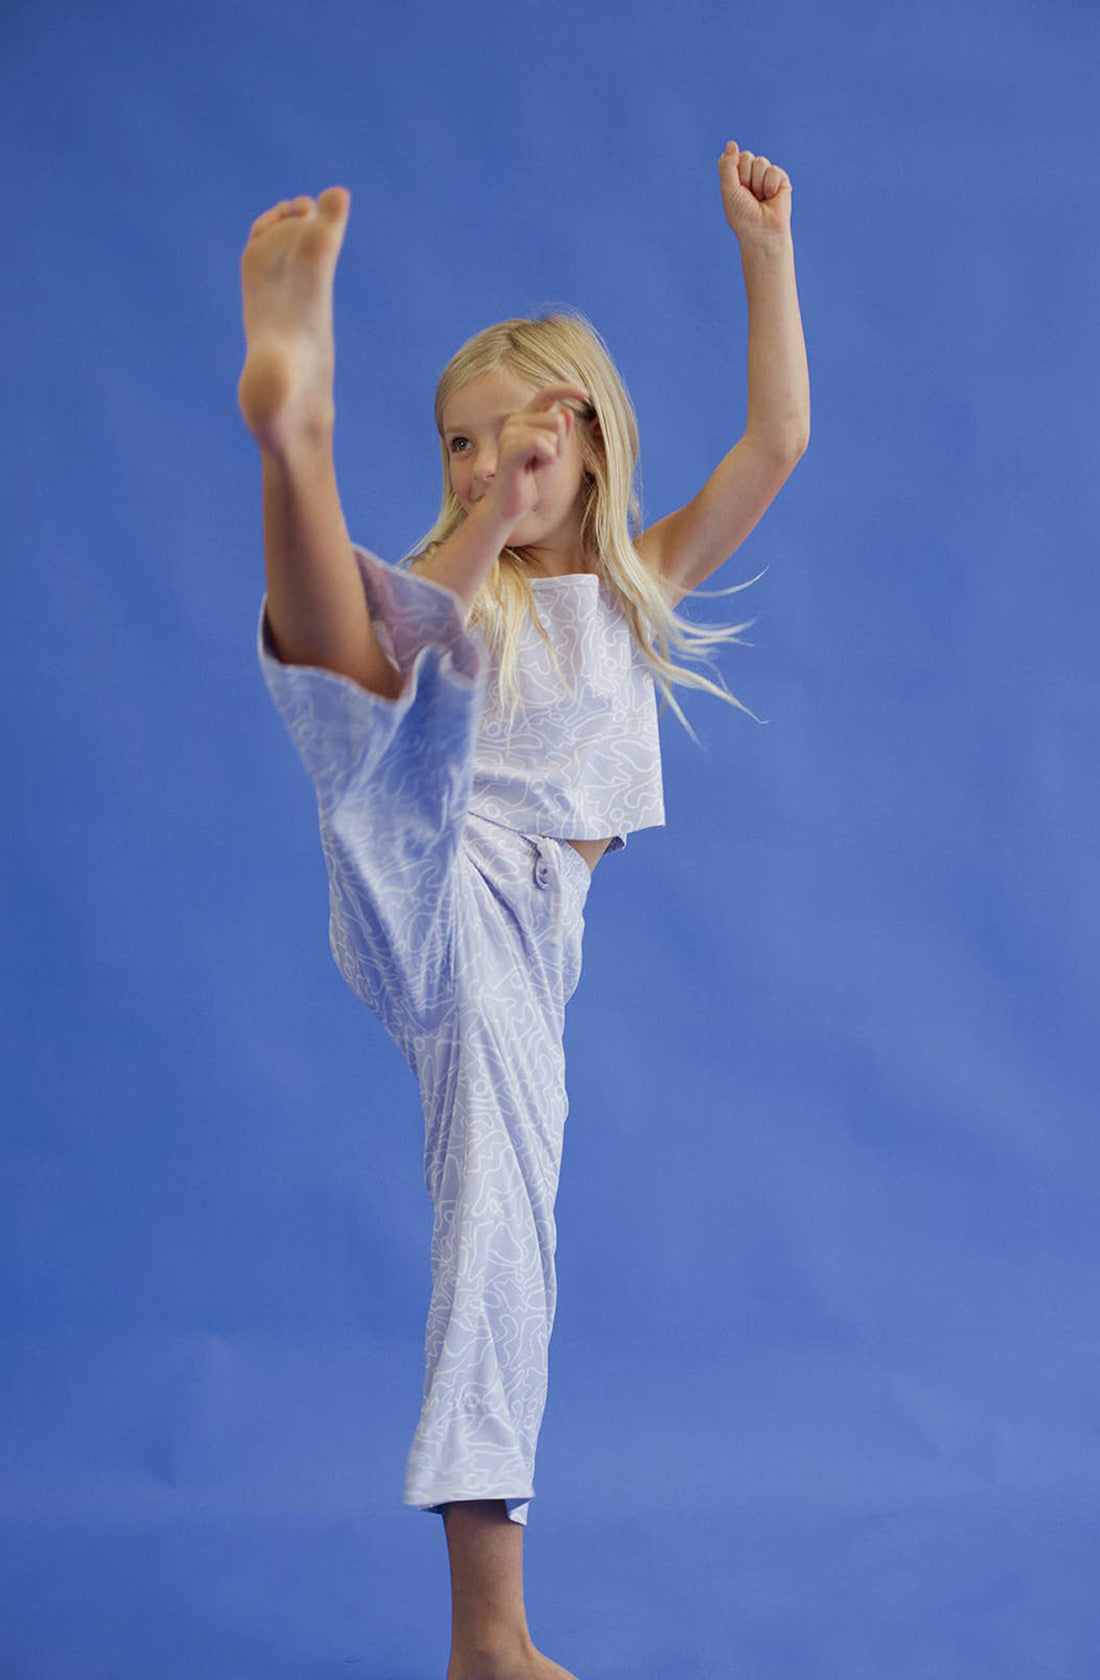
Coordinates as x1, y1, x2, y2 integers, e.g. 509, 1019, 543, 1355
448, 1625, 536, 1671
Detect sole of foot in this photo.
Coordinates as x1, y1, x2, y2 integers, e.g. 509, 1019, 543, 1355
237, 185, 351, 455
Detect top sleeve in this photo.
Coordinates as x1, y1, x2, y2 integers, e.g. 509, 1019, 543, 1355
256, 542, 486, 818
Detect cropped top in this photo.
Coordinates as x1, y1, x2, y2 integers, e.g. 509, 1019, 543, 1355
465, 572, 665, 853
256, 544, 665, 856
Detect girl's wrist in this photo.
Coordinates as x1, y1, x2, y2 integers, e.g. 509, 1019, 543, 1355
736, 228, 794, 261
474, 488, 525, 544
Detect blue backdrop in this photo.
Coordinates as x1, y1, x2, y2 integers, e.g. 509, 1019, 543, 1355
3, 1, 1099, 1675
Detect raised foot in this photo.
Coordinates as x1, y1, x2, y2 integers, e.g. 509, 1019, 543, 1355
236, 185, 351, 454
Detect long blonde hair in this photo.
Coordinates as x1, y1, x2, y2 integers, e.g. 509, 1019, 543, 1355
396, 306, 768, 744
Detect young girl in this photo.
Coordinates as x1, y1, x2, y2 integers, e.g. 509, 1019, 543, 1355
238, 151, 806, 1680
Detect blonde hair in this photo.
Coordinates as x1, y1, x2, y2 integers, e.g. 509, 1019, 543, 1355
396, 306, 768, 744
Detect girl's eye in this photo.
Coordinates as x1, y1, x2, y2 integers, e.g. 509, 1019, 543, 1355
449, 437, 468, 454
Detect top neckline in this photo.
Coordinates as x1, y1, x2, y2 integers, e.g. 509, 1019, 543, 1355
527, 573, 600, 585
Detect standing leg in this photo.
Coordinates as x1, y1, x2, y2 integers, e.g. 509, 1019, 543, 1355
403, 843, 573, 1520
406, 1011, 564, 1518
442, 1498, 582, 1680
442, 1498, 535, 1677
410, 829, 587, 1680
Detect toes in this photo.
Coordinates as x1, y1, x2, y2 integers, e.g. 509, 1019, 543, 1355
249, 198, 306, 240
249, 190, 345, 244
249, 200, 286, 238
298, 187, 350, 257
317, 185, 350, 223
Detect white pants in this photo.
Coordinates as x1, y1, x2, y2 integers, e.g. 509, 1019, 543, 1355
258, 545, 591, 1526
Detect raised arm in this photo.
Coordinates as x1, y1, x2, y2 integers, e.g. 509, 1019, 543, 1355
636, 142, 809, 607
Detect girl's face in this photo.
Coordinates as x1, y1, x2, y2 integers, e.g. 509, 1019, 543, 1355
442, 367, 591, 542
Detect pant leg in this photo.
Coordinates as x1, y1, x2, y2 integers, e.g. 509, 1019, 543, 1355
256, 555, 592, 1529
403, 815, 591, 1526
256, 542, 487, 1066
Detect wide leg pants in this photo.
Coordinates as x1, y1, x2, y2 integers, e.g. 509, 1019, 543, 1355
257, 543, 591, 1526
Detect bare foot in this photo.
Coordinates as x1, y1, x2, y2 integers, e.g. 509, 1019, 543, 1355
236, 185, 350, 455
447, 1648, 580, 1680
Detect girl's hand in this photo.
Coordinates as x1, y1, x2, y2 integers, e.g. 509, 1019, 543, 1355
717, 140, 793, 245
485, 383, 591, 530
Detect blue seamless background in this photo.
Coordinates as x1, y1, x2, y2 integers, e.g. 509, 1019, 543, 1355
2, 1, 1098, 1675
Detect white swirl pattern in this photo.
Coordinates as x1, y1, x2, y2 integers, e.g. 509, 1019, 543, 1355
466, 572, 665, 852
256, 543, 661, 1526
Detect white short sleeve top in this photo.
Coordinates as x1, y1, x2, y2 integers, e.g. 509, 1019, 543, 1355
257, 545, 666, 859
466, 572, 666, 854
